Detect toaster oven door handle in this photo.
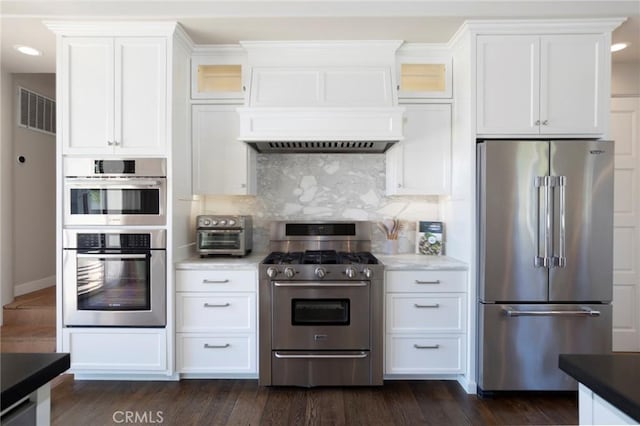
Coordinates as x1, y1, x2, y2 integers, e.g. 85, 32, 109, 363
274, 352, 369, 359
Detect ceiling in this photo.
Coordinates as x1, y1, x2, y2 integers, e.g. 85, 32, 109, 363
1, 0, 639, 74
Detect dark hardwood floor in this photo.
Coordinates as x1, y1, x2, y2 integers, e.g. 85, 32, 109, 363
51, 376, 578, 425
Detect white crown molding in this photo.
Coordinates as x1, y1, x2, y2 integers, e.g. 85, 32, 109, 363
44, 20, 179, 37
460, 17, 627, 35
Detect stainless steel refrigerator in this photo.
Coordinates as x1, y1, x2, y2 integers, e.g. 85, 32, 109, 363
477, 139, 613, 393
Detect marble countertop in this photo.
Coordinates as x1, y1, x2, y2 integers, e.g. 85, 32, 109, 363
559, 353, 640, 423
376, 254, 468, 271
176, 252, 466, 271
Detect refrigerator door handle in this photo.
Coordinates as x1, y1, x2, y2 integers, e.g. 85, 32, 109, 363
534, 176, 547, 267
502, 306, 601, 317
544, 176, 553, 268
558, 175, 567, 268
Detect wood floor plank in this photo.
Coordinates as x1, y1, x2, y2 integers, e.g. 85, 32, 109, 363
50, 377, 579, 425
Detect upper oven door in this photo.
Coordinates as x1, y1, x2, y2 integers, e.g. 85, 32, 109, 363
271, 281, 370, 350
64, 178, 166, 226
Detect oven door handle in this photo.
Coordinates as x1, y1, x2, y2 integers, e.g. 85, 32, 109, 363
65, 178, 163, 187
273, 281, 368, 287
274, 352, 369, 359
76, 253, 149, 259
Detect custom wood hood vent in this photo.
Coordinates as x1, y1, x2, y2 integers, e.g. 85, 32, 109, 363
237, 41, 405, 153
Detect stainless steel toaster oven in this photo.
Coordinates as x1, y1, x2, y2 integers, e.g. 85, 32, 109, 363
196, 215, 252, 256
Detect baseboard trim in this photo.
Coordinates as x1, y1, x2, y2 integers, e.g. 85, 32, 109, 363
14, 275, 55, 296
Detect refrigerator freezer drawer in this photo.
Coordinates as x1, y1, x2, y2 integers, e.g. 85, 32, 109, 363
478, 303, 612, 392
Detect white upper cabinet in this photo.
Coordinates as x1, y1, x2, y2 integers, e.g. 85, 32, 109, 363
191, 47, 247, 100
476, 33, 606, 136
396, 55, 452, 99
192, 104, 256, 195
62, 37, 167, 155
386, 103, 451, 195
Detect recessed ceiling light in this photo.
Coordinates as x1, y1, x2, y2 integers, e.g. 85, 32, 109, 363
611, 43, 628, 52
13, 45, 42, 56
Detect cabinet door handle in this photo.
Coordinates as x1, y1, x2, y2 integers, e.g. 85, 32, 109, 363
534, 120, 541, 126
203, 302, 230, 308
414, 344, 440, 349
414, 303, 440, 308
204, 343, 230, 349
415, 280, 441, 285
107, 140, 114, 146
202, 279, 229, 284
542, 120, 549, 126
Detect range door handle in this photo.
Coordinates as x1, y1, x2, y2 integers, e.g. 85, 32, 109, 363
274, 352, 369, 359
273, 281, 367, 287
502, 307, 601, 317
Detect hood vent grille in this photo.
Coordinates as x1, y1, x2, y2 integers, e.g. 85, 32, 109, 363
247, 140, 395, 154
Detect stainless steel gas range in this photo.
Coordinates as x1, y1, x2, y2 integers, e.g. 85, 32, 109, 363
258, 221, 384, 387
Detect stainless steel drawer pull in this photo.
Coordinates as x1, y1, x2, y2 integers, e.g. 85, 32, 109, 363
203, 302, 230, 308
204, 343, 230, 349
414, 303, 440, 308
274, 352, 368, 359
202, 279, 230, 284
415, 280, 441, 284
502, 307, 601, 317
414, 344, 440, 349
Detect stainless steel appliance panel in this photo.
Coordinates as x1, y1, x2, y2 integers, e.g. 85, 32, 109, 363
478, 303, 612, 391
271, 281, 370, 350
271, 351, 373, 386
478, 140, 549, 302
549, 140, 614, 302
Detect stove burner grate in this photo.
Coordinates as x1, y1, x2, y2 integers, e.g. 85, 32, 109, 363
263, 250, 379, 265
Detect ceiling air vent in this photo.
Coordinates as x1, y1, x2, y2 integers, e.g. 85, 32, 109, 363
19, 87, 56, 135
247, 140, 395, 154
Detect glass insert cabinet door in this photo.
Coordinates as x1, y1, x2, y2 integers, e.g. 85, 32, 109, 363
397, 56, 452, 98
76, 253, 151, 311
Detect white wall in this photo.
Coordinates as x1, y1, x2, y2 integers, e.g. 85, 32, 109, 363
0, 69, 14, 322
612, 62, 640, 96
12, 74, 56, 296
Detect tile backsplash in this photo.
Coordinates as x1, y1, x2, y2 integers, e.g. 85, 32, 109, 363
202, 154, 441, 253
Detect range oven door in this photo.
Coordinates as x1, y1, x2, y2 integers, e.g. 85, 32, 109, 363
64, 177, 166, 226
62, 248, 166, 327
271, 281, 370, 350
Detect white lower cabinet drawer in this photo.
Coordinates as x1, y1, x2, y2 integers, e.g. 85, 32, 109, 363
175, 270, 256, 292
177, 334, 256, 374
385, 334, 465, 374
386, 293, 466, 333
386, 270, 466, 293
176, 293, 255, 332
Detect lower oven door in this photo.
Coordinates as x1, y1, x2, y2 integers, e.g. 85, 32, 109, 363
272, 281, 370, 350
197, 229, 244, 254
62, 249, 166, 326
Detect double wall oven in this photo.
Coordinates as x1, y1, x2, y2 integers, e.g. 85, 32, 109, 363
62, 158, 167, 327
259, 221, 384, 387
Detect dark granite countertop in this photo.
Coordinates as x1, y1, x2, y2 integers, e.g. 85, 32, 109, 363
1, 352, 70, 411
559, 353, 640, 423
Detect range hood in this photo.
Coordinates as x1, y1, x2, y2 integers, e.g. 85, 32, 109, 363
237, 41, 405, 153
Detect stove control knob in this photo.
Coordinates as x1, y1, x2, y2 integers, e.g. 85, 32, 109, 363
345, 266, 357, 279
363, 267, 373, 279
315, 267, 327, 279
284, 267, 295, 279
266, 267, 278, 279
